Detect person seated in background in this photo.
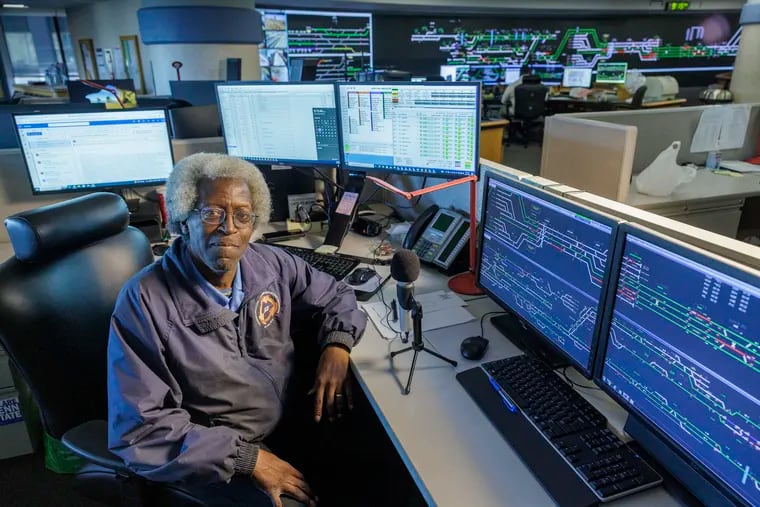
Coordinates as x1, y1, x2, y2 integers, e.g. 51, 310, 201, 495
107, 153, 367, 507
501, 64, 534, 117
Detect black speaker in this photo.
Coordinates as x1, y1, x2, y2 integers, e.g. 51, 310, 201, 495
226, 58, 241, 81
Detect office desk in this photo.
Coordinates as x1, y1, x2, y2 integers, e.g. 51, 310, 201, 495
480, 120, 508, 163
547, 96, 686, 114
349, 263, 680, 506
626, 168, 760, 237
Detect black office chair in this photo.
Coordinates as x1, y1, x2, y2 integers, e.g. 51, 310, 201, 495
615, 85, 648, 110
0, 193, 205, 506
507, 83, 548, 148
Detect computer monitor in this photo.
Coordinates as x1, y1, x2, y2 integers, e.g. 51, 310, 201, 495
503, 67, 521, 85
562, 67, 593, 88
13, 109, 174, 195
336, 82, 480, 179
440, 65, 468, 82
596, 223, 760, 506
215, 81, 340, 166
169, 80, 224, 106
66, 79, 136, 104
477, 171, 620, 376
595, 62, 628, 84
168, 104, 221, 139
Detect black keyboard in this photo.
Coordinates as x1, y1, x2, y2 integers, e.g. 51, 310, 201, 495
274, 245, 359, 281
458, 355, 662, 505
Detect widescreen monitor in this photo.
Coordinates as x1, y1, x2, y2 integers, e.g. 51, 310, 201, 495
440, 65, 468, 82
562, 67, 593, 88
13, 109, 174, 194
66, 79, 136, 107
215, 82, 340, 166
476, 171, 620, 376
169, 80, 223, 106
336, 82, 480, 178
503, 67, 521, 85
597, 223, 760, 506
595, 62, 628, 84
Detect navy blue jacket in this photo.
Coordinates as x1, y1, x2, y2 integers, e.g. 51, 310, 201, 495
107, 239, 366, 484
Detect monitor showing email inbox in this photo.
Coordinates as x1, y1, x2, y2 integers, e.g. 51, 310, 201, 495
14, 109, 174, 194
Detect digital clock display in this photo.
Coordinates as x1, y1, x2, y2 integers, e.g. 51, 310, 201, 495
666, 1, 690, 11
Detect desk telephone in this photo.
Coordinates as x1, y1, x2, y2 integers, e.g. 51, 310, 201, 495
403, 205, 470, 270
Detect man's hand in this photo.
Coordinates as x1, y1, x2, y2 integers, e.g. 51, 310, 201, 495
253, 449, 316, 507
311, 344, 352, 422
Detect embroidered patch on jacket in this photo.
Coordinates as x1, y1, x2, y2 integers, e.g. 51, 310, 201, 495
255, 291, 280, 328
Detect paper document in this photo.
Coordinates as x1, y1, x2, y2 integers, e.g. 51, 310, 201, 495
719, 104, 751, 151
719, 160, 760, 173
690, 105, 752, 153
690, 107, 724, 153
361, 289, 475, 339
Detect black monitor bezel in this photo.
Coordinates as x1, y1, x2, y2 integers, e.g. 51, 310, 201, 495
476, 171, 621, 378
12, 107, 174, 196
214, 80, 341, 167
335, 81, 481, 180
594, 222, 758, 507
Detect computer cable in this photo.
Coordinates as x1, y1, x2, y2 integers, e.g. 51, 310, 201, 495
561, 366, 601, 391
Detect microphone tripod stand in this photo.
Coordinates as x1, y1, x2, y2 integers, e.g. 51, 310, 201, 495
390, 300, 457, 395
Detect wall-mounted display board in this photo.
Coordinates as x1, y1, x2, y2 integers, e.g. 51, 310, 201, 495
258, 8, 373, 81
372, 12, 740, 86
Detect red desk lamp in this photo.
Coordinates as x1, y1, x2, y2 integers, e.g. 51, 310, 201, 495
366, 174, 483, 296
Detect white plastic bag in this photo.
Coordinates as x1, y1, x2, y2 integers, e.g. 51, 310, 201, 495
634, 141, 697, 197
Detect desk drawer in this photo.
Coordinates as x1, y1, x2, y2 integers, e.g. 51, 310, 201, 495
668, 208, 743, 238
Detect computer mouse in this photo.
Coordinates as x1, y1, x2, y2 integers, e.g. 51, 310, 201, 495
460, 335, 489, 360
347, 267, 377, 286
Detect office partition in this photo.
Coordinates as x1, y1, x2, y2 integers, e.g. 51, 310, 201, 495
540, 116, 637, 201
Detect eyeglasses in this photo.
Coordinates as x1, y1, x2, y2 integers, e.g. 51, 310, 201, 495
192, 206, 257, 228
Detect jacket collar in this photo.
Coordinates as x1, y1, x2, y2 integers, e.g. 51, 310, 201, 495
162, 239, 279, 333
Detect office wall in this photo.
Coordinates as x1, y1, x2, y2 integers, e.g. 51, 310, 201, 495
570, 104, 760, 173
66, 0, 153, 94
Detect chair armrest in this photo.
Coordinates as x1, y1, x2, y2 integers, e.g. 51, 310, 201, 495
62, 420, 134, 475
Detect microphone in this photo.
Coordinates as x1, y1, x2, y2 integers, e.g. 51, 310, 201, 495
390, 249, 421, 342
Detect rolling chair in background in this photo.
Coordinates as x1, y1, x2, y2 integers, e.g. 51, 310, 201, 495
614, 85, 648, 110
507, 82, 549, 148
0, 193, 206, 506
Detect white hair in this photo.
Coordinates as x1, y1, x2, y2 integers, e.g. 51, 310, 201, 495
165, 153, 271, 241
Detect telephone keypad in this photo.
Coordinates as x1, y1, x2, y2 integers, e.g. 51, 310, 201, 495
413, 239, 440, 262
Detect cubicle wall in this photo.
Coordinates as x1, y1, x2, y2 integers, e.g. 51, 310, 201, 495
540, 116, 637, 201
569, 103, 760, 173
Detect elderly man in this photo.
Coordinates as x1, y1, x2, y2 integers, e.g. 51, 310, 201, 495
107, 153, 366, 507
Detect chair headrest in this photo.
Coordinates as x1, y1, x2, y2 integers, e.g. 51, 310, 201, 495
522, 75, 541, 84
4, 192, 130, 263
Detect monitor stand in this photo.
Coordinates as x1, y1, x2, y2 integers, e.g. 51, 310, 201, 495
490, 313, 568, 370
321, 170, 366, 252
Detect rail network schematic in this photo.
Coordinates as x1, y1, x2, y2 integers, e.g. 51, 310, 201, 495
479, 179, 613, 370
602, 233, 760, 506
259, 9, 373, 81
373, 13, 739, 85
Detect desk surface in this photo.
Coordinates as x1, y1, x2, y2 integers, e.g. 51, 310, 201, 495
626, 168, 760, 209
349, 262, 681, 507
481, 119, 509, 128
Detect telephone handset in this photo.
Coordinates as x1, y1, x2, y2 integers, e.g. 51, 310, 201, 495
404, 206, 471, 270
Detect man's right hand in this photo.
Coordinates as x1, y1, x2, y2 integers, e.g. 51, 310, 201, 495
252, 449, 317, 507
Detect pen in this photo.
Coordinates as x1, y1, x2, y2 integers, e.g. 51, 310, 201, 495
486, 371, 518, 413
390, 299, 398, 322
